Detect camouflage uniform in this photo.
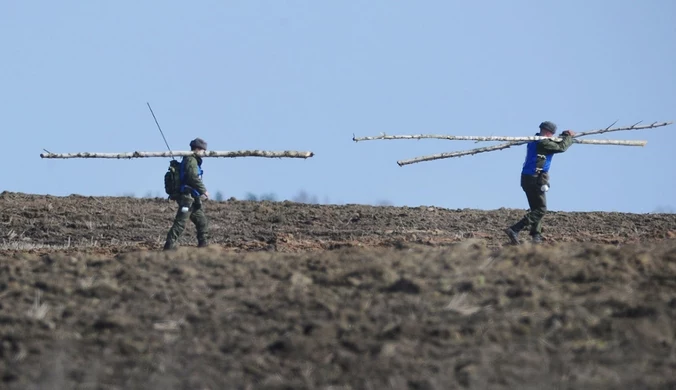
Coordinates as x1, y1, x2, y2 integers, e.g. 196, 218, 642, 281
505, 122, 574, 244
163, 151, 209, 250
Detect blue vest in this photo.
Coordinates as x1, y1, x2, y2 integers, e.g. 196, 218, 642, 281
521, 136, 553, 175
178, 156, 204, 197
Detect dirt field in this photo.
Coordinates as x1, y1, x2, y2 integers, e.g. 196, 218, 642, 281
1, 191, 675, 389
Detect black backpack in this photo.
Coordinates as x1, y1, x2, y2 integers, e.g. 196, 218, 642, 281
164, 159, 183, 198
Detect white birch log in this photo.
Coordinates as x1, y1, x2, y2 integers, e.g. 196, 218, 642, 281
353, 134, 646, 145
398, 149, 499, 166
395, 120, 672, 166
40, 150, 315, 159
354, 121, 673, 144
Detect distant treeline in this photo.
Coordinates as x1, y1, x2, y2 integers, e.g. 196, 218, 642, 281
126, 190, 673, 213
131, 189, 394, 207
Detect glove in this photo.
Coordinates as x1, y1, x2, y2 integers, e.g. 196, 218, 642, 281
562, 130, 576, 137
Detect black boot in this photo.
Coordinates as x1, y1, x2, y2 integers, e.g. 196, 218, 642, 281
197, 240, 208, 248
531, 234, 543, 244
504, 227, 520, 245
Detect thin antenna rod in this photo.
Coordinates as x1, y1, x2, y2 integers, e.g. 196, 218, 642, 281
146, 102, 174, 160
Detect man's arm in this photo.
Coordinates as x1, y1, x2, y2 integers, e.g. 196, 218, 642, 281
537, 132, 575, 154
184, 157, 208, 195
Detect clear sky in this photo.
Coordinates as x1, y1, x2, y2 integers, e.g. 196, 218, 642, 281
2, 1, 674, 213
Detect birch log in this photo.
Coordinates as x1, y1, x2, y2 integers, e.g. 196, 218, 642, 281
395, 120, 672, 166
396, 140, 644, 166
398, 149, 501, 166
353, 134, 646, 145
40, 150, 315, 159
354, 121, 673, 144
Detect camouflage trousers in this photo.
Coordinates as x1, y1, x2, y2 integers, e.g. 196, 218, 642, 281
510, 174, 547, 236
164, 195, 208, 249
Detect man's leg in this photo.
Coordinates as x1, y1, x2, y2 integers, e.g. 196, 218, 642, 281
190, 204, 209, 247
527, 188, 547, 240
164, 200, 192, 250
505, 175, 537, 244
521, 186, 541, 223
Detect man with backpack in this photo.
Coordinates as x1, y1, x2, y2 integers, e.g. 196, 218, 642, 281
504, 121, 575, 244
163, 137, 211, 250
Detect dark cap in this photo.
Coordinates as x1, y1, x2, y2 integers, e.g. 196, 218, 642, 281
539, 121, 557, 134
189, 138, 207, 150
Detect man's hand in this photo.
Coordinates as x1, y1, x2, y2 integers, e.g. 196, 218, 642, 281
562, 130, 576, 137
202, 191, 210, 200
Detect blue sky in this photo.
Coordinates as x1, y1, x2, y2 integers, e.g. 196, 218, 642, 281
2, 1, 674, 213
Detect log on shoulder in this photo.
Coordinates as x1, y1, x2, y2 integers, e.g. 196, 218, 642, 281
40, 150, 315, 159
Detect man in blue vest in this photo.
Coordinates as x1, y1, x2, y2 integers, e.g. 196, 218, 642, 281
163, 137, 210, 250
504, 121, 575, 244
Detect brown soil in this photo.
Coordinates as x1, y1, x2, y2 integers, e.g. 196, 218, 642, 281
0, 191, 675, 389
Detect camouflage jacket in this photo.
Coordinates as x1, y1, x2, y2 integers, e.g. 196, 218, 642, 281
536, 133, 574, 155
181, 154, 207, 197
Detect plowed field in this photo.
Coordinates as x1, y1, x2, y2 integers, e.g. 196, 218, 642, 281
1, 192, 675, 389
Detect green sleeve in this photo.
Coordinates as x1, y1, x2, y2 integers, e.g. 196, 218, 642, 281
537, 135, 574, 154
184, 156, 208, 195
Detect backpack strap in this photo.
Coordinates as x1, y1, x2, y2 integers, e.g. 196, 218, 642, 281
179, 158, 187, 192
178, 157, 201, 197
